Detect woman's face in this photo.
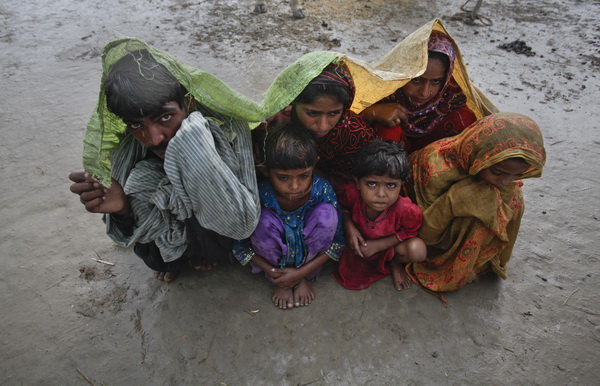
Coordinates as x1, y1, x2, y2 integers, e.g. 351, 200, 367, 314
401, 58, 447, 107
294, 95, 344, 138
477, 158, 531, 189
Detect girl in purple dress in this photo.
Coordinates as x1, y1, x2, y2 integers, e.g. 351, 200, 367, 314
233, 123, 345, 309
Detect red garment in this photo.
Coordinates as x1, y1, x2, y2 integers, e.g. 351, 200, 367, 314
375, 106, 477, 153
316, 110, 375, 178
333, 181, 422, 290
375, 31, 478, 153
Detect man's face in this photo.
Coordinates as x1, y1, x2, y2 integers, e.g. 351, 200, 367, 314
123, 101, 187, 159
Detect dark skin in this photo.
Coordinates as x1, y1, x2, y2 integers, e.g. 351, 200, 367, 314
250, 166, 330, 309
69, 100, 213, 283
343, 175, 427, 290
359, 57, 447, 128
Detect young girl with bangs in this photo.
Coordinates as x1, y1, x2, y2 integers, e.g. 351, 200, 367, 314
233, 123, 345, 309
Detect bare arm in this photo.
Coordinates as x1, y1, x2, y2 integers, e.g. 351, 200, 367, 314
360, 234, 401, 259
360, 103, 409, 127
272, 253, 330, 289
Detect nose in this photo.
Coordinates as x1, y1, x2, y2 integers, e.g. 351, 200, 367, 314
375, 186, 386, 197
290, 178, 299, 191
317, 116, 330, 132
419, 82, 432, 97
146, 123, 166, 146
498, 175, 513, 187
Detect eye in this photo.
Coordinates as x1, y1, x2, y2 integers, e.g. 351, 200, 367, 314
305, 110, 318, 117
387, 183, 397, 188
277, 176, 288, 181
411, 77, 422, 84
300, 173, 310, 179
328, 110, 343, 117
129, 122, 142, 131
432, 78, 444, 85
366, 181, 376, 188
160, 114, 173, 122
490, 169, 503, 176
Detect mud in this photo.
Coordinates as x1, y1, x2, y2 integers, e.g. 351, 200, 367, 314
1, 0, 599, 384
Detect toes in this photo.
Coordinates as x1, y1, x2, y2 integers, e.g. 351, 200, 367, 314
163, 272, 177, 283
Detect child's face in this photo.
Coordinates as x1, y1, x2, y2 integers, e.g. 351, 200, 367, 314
355, 174, 402, 218
123, 101, 187, 159
294, 95, 344, 138
477, 158, 530, 189
267, 167, 313, 204
401, 58, 446, 107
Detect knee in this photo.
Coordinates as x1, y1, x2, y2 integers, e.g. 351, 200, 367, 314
306, 203, 338, 229
254, 209, 282, 233
396, 237, 427, 263
407, 237, 427, 262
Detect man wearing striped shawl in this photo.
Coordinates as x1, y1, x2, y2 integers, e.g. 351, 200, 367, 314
69, 43, 261, 283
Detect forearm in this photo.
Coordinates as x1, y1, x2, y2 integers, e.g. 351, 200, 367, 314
295, 253, 330, 279
359, 106, 377, 124
250, 254, 277, 273
368, 234, 401, 254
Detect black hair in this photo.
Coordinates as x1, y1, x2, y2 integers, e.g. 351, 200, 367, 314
428, 51, 450, 77
353, 140, 410, 180
264, 123, 318, 170
293, 84, 351, 108
103, 50, 187, 120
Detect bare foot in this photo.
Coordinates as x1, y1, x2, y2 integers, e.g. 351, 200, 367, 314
153, 271, 177, 283
163, 272, 177, 283
390, 260, 411, 290
190, 261, 216, 271
272, 286, 294, 309
293, 279, 315, 307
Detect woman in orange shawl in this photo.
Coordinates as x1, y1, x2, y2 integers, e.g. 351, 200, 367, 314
406, 113, 546, 292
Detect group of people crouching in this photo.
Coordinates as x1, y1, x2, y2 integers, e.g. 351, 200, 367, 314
70, 20, 546, 309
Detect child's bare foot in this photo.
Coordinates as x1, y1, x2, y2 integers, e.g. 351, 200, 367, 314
153, 271, 178, 283
191, 262, 216, 271
272, 286, 294, 309
293, 279, 315, 307
390, 261, 411, 290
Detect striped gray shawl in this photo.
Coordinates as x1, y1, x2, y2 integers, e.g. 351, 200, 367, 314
105, 111, 260, 262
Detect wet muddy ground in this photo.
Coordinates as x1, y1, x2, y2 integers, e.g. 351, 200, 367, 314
1, 0, 599, 384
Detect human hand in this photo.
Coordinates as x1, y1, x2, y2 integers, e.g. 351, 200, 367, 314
358, 239, 380, 259
365, 103, 409, 128
343, 219, 366, 258
69, 172, 129, 214
272, 268, 302, 289
268, 267, 285, 280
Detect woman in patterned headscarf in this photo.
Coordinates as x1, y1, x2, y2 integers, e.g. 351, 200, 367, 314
256, 62, 375, 191
361, 31, 477, 153
406, 113, 546, 293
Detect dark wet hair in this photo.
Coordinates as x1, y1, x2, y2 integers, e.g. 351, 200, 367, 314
264, 123, 318, 170
293, 63, 353, 108
428, 50, 450, 77
104, 50, 187, 120
293, 84, 351, 108
353, 140, 410, 180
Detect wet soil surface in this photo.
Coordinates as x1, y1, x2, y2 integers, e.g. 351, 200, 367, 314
1, 0, 599, 384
